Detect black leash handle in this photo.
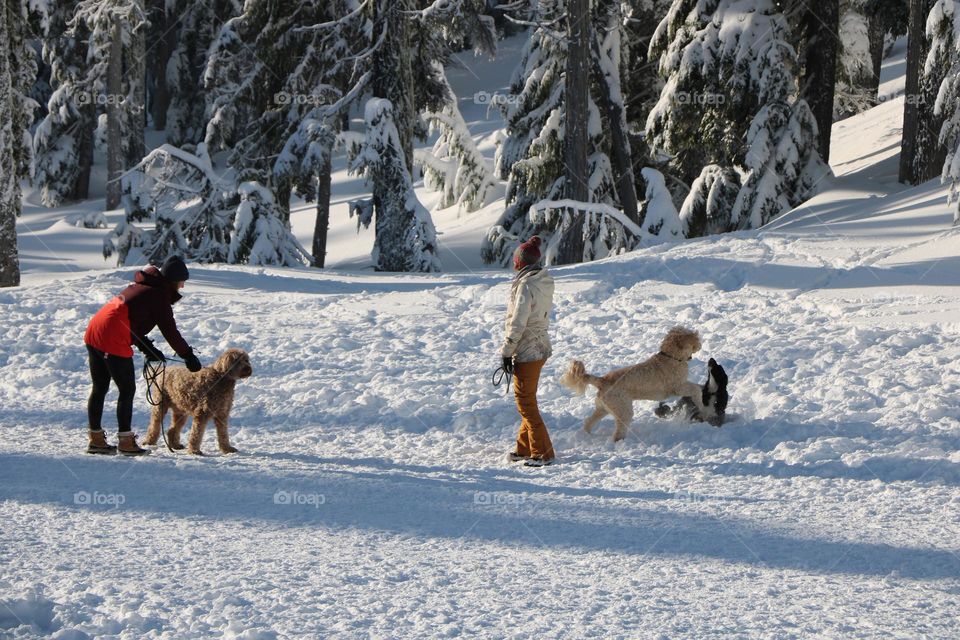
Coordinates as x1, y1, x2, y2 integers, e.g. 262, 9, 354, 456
492, 366, 512, 395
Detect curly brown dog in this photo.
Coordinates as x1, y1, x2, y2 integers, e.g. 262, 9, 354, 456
559, 327, 704, 441
143, 348, 252, 455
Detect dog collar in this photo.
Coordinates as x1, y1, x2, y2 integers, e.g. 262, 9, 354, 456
658, 351, 689, 362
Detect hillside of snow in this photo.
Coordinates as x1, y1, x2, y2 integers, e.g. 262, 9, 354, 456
3, 38, 960, 639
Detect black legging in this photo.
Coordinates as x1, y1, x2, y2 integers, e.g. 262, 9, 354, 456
86, 345, 136, 433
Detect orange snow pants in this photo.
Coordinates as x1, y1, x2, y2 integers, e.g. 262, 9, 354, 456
513, 359, 555, 460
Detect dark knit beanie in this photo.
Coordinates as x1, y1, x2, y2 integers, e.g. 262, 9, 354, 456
160, 255, 189, 282
513, 236, 542, 269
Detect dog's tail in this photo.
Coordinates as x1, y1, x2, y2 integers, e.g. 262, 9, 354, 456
559, 360, 605, 395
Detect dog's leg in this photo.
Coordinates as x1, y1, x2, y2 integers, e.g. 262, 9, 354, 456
186, 414, 209, 455
214, 415, 237, 454
167, 411, 188, 450
606, 397, 634, 442
583, 399, 608, 434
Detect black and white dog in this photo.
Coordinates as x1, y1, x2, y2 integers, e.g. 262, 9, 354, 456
655, 358, 729, 427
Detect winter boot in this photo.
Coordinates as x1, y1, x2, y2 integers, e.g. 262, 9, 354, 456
523, 457, 553, 468
507, 452, 528, 462
117, 432, 150, 457
86, 430, 117, 455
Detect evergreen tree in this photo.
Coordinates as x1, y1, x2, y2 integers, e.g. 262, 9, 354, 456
104, 143, 236, 265
679, 164, 741, 237
417, 65, 497, 213
796, 0, 840, 161
900, 0, 947, 184
835, 0, 877, 119
639, 168, 682, 241
1, 0, 36, 287
229, 181, 311, 266
348, 98, 441, 272
33, 0, 96, 206
205, 0, 490, 269
483, 0, 623, 266
164, 0, 239, 146
70, 0, 148, 209
649, 0, 829, 230
927, 0, 960, 223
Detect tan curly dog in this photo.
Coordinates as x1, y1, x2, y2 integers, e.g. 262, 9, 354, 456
143, 348, 253, 455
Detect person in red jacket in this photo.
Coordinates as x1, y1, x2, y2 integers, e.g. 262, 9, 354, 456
84, 256, 202, 456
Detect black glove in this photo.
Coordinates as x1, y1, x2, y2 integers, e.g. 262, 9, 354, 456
184, 348, 202, 373
139, 338, 166, 363
502, 356, 514, 375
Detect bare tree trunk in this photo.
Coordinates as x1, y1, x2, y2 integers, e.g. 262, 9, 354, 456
106, 20, 124, 210
149, 0, 173, 131
799, 0, 840, 162
556, 0, 590, 265
312, 156, 332, 268
900, 0, 929, 184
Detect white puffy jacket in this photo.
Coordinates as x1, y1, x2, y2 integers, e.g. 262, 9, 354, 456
501, 267, 554, 363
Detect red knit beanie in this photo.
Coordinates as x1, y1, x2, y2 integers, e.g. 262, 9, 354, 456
513, 235, 542, 269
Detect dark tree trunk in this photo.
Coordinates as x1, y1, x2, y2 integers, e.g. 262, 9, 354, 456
556, 0, 590, 265
867, 13, 885, 99
106, 20, 124, 210
149, 0, 174, 131
70, 103, 95, 201
312, 157, 332, 268
372, 0, 415, 174
799, 0, 840, 163
899, 0, 946, 184
0, 0, 20, 287
900, 0, 928, 184
591, 1, 639, 227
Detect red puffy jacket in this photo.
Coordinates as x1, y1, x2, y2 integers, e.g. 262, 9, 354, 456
84, 266, 191, 358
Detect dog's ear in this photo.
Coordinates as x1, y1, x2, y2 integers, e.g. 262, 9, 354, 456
708, 358, 717, 366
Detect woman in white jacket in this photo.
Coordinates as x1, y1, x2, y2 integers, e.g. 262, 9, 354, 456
501, 236, 555, 466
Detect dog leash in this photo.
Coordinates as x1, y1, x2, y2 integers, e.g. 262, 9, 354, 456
143, 356, 184, 453
491, 365, 512, 395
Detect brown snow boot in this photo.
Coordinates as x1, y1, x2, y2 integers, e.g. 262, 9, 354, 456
86, 430, 117, 455
117, 432, 150, 457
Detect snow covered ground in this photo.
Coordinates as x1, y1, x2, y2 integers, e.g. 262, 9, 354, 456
3, 38, 960, 639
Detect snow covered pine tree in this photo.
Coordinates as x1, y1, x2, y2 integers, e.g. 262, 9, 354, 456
484, 0, 642, 266
0, 0, 38, 287
927, 0, 960, 224
70, 0, 148, 210
104, 144, 237, 265
648, 0, 829, 233
348, 98, 441, 273
33, 0, 97, 207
